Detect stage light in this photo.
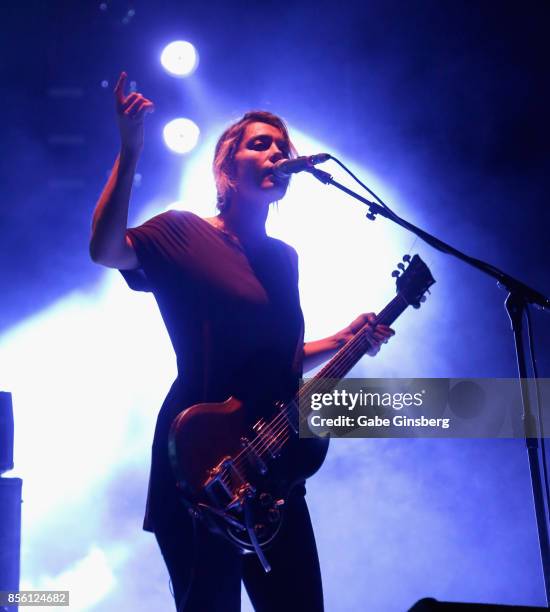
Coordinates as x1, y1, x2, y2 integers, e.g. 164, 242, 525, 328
160, 41, 198, 77
162, 118, 200, 154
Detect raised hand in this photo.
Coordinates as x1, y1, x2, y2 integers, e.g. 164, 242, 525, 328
114, 71, 155, 153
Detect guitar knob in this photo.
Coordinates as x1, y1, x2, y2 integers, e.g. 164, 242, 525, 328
268, 508, 281, 523
403, 254, 411, 262
259, 493, 273, 507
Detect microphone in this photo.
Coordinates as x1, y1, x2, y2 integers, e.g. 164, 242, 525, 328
272, 153, 330, 178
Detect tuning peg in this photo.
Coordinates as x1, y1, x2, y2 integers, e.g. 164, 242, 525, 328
402, 254, 411, 262
397, 262, 405, 271
420, 296, 427, 303
391, 270, 400, 278
366, 211, 377, 221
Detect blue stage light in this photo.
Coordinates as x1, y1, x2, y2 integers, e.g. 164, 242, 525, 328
160, 41, 198, 77
162, 118, 200, 154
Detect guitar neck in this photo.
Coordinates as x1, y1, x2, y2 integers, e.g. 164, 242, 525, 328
298, 292, 409, 401
254, 254, 434, 459
254, 254, 433, 458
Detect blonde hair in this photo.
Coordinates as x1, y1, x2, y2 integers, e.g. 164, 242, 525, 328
213, 110, 297, 211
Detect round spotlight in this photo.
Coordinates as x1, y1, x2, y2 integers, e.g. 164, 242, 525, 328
163, 118, 200, 154
160, 41, 198, 77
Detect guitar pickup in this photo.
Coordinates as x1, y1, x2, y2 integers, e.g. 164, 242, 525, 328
252, 420, 280, 459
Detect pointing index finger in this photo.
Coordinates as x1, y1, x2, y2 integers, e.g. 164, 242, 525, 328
114, 71, 127, 104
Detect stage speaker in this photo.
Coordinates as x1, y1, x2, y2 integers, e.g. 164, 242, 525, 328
0, 477, 22, 599
409, 597, 547, 611
0, 392, 14, 474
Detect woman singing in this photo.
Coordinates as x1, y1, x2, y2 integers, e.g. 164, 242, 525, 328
90, 72, 394, 611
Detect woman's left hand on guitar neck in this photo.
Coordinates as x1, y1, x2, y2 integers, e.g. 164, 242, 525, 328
339, 312, 394, 356
303, 312, 394, 372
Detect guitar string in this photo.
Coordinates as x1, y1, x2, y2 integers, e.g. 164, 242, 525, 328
221, 296, 407, 486
247, 295, 409, 456
219, 323, 374, 487
224, 295, 409, 481
230, 315, 378, 472
220, 319, 401, 487
246, 296, 408, 461
224, 295, 408, 482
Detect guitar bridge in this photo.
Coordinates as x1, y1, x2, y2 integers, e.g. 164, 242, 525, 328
204, 456, 245, 508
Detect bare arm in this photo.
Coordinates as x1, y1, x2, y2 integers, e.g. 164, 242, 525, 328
89, 72, 154, 269
90, 149, 140, 268
303, 313, 395, 373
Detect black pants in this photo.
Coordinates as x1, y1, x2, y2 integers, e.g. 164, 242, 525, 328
154, 487, 324, 611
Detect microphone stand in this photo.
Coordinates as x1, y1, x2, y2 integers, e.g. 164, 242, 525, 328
309, 167, 550, 604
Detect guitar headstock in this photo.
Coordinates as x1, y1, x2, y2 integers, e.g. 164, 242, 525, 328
392, 254, 435, 308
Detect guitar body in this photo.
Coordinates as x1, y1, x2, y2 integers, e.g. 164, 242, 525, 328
168, 396, 329, 554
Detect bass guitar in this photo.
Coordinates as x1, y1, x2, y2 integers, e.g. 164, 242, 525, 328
168, 254, 435, 571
